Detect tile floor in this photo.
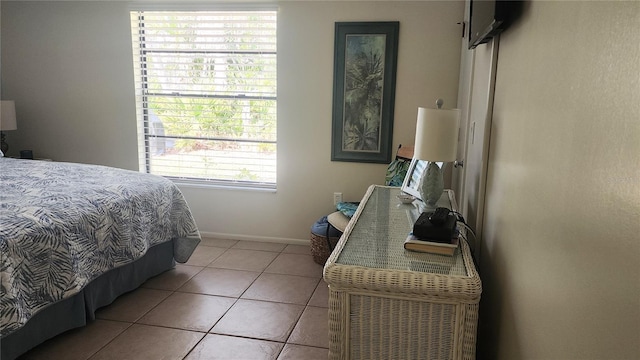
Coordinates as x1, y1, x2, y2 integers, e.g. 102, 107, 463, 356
19, 238, 329, 360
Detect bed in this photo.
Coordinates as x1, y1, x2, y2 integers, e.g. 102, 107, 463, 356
0, 157, 201, 360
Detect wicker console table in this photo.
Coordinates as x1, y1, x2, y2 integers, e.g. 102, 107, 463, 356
323, 185, 481, 360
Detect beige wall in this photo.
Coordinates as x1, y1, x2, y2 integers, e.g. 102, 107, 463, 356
478, 1, 640, 359
1, 1, 464, 242
6, 1, 636, 358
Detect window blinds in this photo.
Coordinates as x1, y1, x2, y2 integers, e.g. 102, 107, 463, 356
130, 11, 277, 187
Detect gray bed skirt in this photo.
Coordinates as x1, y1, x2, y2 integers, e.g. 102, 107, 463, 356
1, 240, 176, 360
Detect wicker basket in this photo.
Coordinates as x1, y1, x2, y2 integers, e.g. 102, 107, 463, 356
310, 232, 340, 265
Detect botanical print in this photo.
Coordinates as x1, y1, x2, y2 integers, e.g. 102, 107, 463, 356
342, 34, 386, 152
331, 21, 398, 163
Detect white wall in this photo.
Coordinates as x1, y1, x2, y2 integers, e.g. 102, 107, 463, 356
4, 1, 639, 358
1, 1, 464, 242
1, 1, 139, 169
478, 1, 640, 359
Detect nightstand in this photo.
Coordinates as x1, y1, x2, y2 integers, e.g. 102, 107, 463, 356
8, 157, 52, 161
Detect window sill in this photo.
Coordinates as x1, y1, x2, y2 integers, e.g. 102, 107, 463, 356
172, 179, 276, 193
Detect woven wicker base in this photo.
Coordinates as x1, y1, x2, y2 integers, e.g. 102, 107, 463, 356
324, 186, 481, 359
310, 232, 339, 265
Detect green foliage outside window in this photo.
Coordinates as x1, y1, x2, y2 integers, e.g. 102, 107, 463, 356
132, 11, 277, 183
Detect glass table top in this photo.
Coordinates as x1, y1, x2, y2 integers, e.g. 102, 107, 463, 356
336, 186, 469, 277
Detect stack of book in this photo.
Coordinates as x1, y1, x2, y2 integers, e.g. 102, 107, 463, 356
403, 230, 459, 256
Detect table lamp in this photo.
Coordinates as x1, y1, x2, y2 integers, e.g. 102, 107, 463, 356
414, 99, 460, 206
1, 101, 18, 154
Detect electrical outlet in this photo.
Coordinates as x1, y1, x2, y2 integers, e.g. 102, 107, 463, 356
333, 192, 343, 206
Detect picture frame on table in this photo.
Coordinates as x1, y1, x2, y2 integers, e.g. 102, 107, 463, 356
401, 158, 427, 200
401, 158, 446, 202
330, 21, 400, 163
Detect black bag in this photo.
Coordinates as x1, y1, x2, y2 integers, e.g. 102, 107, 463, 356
412, 211, 457, 243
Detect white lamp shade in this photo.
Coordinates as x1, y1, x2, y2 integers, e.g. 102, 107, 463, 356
1, 101, 17, 131
414, 106, 460, 162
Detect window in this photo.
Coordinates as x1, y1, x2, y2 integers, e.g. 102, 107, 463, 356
130, 10, 277, 188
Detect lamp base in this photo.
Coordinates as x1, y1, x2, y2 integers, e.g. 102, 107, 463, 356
419, 162, 444, 207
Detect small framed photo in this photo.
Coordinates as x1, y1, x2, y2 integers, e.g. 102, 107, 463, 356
401, 158, 427, 200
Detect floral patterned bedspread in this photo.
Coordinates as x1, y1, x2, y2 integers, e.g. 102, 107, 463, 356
0, 158, 200, 336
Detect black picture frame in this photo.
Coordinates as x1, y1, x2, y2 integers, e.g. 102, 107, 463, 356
331, 21, 399, 163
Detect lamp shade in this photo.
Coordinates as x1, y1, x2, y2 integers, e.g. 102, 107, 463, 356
1, 101, 17, 131
414, 106, 460, 162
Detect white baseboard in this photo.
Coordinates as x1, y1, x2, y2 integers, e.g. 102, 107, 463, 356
199, 231, 310, 246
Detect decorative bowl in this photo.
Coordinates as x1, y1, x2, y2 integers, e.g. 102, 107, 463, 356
396, 193, 416, 204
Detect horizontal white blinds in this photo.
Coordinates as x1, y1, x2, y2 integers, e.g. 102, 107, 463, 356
131, 11, 277, 186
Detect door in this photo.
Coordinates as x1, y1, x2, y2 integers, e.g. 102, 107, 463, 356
454, 0, 499, 263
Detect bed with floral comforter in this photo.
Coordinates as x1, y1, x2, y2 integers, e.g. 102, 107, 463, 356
0, 157, 200, 359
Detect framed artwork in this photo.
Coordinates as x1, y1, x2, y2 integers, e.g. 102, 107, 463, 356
331, 21, 400, 163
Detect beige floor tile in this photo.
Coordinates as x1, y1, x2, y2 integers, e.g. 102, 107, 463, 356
241, 273, 319, 305
264, 253, 323, 278
95, 288, 172, 322
185, 334, 283, 360
20, 319, 130, 360
307, 280, 329, 308
277, 344, 329, 360
90, 324, 204, 360
16, 242, 336, 360
142, 264, 203, 291
212, 299, 304, 342
231, 240, 287, 252
178, 268, 260, 297
282, 244, 311, 255
288, 306, 329, 348
199, 238, 239, 249
184, 246, 227, 266
138, 292, 236, 332
208, 248, 279, 272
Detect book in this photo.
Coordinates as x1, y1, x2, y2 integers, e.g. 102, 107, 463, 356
403, 233, 459, 256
